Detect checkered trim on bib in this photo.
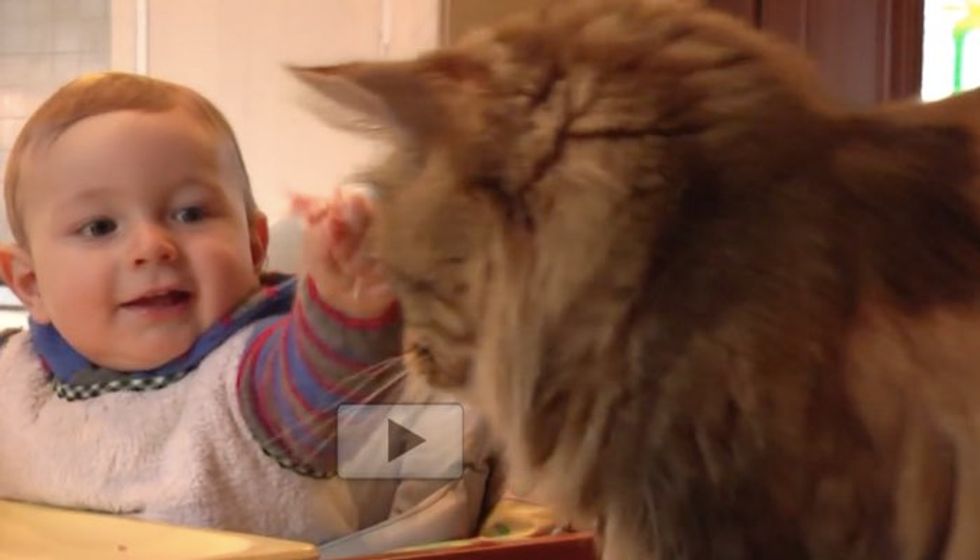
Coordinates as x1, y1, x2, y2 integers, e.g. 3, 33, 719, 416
30, 275, 296, 404
258, 445, 333, 479
52, 368, 193, 401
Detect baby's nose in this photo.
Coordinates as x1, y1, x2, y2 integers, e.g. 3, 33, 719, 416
130, 223, 178, 266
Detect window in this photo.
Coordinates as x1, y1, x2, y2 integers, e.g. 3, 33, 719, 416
922, 0, 980, 100
0, 0, 110, 326
0, 0, 111, 240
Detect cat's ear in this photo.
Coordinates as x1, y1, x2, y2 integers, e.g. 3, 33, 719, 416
881, 89, 980, 133
289, 62, 445, 140
931, 89, 980, 134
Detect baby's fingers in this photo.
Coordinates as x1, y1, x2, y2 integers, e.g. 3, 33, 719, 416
342, 190, 372, 235
332, 188, 373, 243
325, 210, 359, 267
291, 193, 330, 223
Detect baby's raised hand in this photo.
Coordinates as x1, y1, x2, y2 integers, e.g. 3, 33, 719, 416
293, 187, 396, 319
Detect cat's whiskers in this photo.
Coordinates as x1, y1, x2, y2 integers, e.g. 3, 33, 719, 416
254, 355, 409, 455
295, 366, 413, 467
253, 367, 409, 467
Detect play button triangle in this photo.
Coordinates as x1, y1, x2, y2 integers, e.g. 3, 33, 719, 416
387, 418, 426, 462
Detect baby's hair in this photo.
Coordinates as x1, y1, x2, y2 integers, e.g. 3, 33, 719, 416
3, 72, 258, 245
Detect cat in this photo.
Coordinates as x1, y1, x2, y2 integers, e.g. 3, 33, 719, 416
292, 0, 980, 558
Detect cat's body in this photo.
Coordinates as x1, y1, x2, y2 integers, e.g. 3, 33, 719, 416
294, 1, 980, 558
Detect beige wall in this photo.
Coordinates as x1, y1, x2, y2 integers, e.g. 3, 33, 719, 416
113, 0, 440, 228
0, 0, 111, 242
0, 1, 438, 267
104, 0, 441, 271
441, 0, 553, 44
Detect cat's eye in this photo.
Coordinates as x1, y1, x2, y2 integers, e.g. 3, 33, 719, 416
412, 344, 435, 364
78, 218, 117, 238
473, 174, 504, 195
172, 206, 207, 224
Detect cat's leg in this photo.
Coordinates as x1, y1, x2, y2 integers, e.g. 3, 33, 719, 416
600, 511, 660, 560
939, 436, 980, 560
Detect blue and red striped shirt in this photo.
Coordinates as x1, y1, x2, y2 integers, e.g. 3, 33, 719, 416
236, 276, 403, 478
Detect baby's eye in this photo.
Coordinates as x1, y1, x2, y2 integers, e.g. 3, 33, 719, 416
172, 206, 207, 224
78, 218, 117, 238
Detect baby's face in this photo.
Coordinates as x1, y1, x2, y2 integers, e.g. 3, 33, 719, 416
17, 108, 264, 370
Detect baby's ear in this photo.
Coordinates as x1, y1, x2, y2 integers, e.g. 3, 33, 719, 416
0, 246, 15, 288
0, 244, 49, 324
248, 212, 270, 273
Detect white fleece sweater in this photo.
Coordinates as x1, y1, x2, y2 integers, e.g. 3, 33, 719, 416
0, 327, 402, 544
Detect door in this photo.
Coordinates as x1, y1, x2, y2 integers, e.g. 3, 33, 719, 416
709, 0, 923, 106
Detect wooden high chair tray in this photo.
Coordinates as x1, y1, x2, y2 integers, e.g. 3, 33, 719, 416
349, 533, 597, 560
0, 498, 318, 559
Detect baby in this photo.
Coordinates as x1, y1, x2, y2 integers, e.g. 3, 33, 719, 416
0, 72, 482, 550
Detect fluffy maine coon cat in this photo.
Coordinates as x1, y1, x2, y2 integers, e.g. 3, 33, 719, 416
293, 1, 980, 558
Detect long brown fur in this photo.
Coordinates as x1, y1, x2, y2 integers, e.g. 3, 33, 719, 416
292, 1, 980, 558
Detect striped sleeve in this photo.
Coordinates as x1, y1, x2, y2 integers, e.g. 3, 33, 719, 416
236, 276, 403, 478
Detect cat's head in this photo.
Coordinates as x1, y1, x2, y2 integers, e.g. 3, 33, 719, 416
291, 0, 825, 395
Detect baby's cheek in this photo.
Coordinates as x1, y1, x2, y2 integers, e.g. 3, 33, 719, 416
193, 247, 261, 317
45, 269, 106, 317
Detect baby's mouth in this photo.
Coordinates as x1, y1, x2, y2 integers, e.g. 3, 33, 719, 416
122, 289, 193, 309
